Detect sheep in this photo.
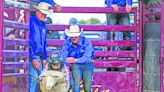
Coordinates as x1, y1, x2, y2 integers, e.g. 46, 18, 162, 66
40, 70, 69, 92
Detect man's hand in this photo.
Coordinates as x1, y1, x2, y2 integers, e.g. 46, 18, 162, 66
111, 4, 119, 12
32, 59, 40, 70
42, 60, 47, 68
66, 57, 76, 63
125, 5, 132, 13
54, 4, 62, 12
8, 34, 16, 40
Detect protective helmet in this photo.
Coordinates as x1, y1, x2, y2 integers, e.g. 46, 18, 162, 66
47, 52, 64, 70
69, 18, 78, 25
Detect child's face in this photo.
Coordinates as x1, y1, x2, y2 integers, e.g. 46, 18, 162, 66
51, 63, 61, 70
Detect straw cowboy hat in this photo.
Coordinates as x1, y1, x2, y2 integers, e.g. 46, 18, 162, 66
65, 25, 83, 37
33, 2, 53, 15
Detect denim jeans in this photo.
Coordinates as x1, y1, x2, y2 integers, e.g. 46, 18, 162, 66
106, 13, 131, 50
71, 63, 94, 92
106, 13, 130, 71
29, 56, 43, 92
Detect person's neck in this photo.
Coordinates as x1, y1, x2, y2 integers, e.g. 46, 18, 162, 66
36, 15, 43, 24
73, 43, 77, 48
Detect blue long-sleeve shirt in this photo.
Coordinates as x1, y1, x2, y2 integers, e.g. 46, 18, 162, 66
61, 37, 94, 64
105, 0, 133, 7
36, 0, 56, 6
30, 15, 47, 60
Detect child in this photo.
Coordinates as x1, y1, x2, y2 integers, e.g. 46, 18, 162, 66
46, 52, 70, 91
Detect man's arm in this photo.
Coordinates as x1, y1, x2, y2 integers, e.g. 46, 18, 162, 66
42, 33, 47, 68
38, 0, 56, 6
75, 39, 94, 63
29, 19, 37, 61
126, 0, 133, 6
105, 0, 113, 7
125, 0, 133, 13
43, 29, 47, 60
61, 41, 69, 59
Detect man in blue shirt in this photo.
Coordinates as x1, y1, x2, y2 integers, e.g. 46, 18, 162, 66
105, 0, 133, 71
105, 0, 132, 51
61, 25, 94, 92
29, 2, 53, 92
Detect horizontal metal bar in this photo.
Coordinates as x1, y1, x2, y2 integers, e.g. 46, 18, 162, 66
144, 12, 161, 16
4, 20, 29, 29
94, 51, 135, 57
49, 7, 137, 13
2, 73, 28, 77
47, 50, 135, 57
144, 5, 161, 8
3, 62, 29, 70
3, 62, 29, 65
94, 60, 136, 68
144, 20, 160, 23
5, 0, 29, 9
3, 50, 29, 57
47, 25, 136, 31
4, 38, 29, 46
47, 39, 136, 46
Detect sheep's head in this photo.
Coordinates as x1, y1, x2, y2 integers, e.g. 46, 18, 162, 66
40, 70, 64, 90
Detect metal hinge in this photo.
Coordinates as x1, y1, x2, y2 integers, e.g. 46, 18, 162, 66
0, 57, 3, 60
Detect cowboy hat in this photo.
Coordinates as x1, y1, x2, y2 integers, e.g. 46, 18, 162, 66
33, 2, 53, 15
65, 25, 83, 37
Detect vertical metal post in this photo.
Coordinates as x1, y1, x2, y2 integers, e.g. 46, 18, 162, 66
139, 0, 143, 92
26, 0, 30, 90
160, 1, 164, 92
0, 0, 4, 91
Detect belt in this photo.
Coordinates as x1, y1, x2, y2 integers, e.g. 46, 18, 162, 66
35, 54, 43, 57
90, 60, 94, 63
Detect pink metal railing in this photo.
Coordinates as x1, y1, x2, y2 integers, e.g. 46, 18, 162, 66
0, 1, 4, 92
1, 2, 141, 92
160, 1, 164, 92
0, 0, 30, 91
47, 6, 139, 92
139, 1, 143, 92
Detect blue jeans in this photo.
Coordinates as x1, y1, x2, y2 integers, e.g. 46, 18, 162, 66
106, 13, 130, 71
106, 13, 130, 50
29, 56, 43, 92
71, 63, 94, 92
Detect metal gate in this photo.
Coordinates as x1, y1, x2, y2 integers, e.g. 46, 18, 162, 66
47, 6, 139, 92
0, 0, 30, 92
0, 1, 141, 92
142, 1, 163, 92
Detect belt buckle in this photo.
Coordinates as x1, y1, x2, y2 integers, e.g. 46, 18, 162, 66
90, 60, 94, 63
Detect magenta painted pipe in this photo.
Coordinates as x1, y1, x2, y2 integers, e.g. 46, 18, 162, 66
160, 1, 164, 92
139, 1, 143, 92
0, 0, 4, 92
